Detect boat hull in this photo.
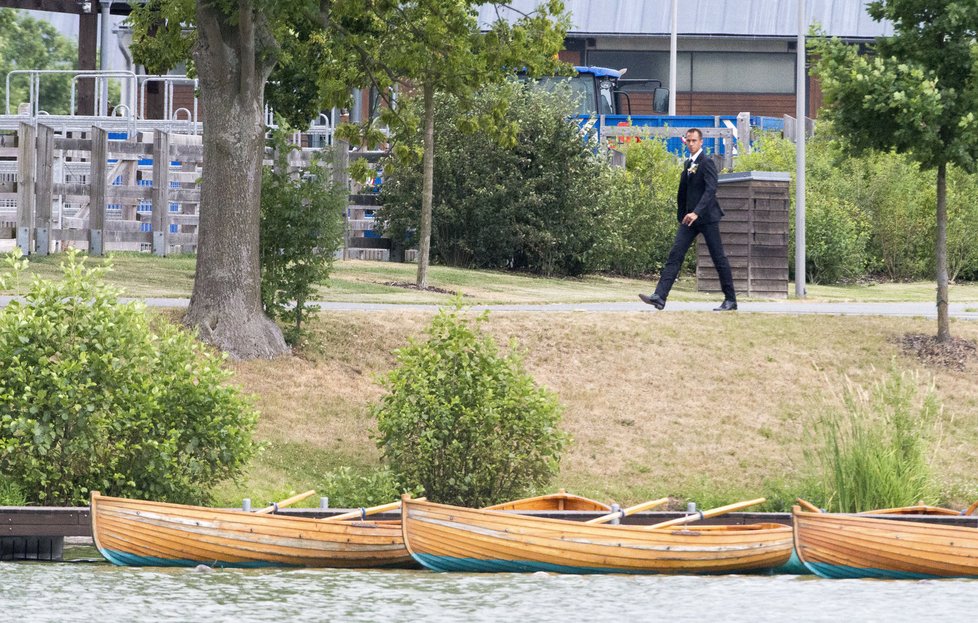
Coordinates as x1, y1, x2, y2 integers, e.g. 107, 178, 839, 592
793, 507, 978, 579
402, 498, 793, 574
91, 492, 413, 568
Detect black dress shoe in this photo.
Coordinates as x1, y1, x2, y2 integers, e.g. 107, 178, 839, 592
639, 293, 666, 310
713, 300, 737, 311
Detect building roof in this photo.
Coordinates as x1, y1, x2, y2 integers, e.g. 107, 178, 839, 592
479, 0, 892, 40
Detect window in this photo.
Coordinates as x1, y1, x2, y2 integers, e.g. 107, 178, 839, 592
692, 53, 795, 93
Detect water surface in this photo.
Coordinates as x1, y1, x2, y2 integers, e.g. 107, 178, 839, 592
1, 548, 975, 622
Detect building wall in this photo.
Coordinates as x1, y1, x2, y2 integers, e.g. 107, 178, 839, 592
568, 35, 820, 118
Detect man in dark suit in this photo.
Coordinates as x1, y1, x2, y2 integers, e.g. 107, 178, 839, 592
639, 128, 737, 311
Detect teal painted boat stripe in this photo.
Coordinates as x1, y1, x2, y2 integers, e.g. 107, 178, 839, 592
411, 553, 786, 575
412, 553, 641, 574
804, 561, 948, 580
98, 548, 291, 569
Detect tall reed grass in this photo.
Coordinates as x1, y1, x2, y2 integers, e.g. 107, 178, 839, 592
807, 368, 942, 512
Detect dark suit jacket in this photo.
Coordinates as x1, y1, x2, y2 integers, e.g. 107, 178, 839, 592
677, 154, 724, 224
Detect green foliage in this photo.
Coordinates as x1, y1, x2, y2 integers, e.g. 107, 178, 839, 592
806, 368, 941, 513
0, 250, 259, 506
318, 466, 420, 508
260, 127, 346, 345
945, 166, 978, 281
0, 8, 76, 115
0, 475, 25, 506
588, 139, 686, 277
846, 150, 934, 280
380, 81, 606, 276
374, 303, 567, 507
805, 192, 873, 284
127, 0, 197, 75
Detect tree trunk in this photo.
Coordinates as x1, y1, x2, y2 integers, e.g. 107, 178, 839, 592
936, 162, 950, 342
184, 1, 289, 359
416, 83, 435, 289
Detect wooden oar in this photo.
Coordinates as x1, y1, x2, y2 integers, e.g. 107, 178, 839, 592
795, 498, 822, 513
255, 490, 317, 514
964, 500, 978, 516
321, 497, 427, 523
643, 498, 766, 530
584, 497, 670, 525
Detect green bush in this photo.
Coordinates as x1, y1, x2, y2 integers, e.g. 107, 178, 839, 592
0, 474, 25, 506
945, 165, 978, 282
260, 126, 346, 345
374, 303, 567, 507
380, 80, 607, 276
806, 368, 941, 512
0, 251, 259, 505
588, 139, 686, 277
805, 192, 872, 283
318, 465, 420, 508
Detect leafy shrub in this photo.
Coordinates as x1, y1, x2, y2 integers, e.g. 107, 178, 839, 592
374, 303, 567, 507
805, 192, 872, 283
380, 80, 607, 276
806, 368, 941, 512
588, 139, 686, 277
0, 474, 25, 506
318, 465, 419, 508
945, 165, 978, 282
260, 127, 346, 345
0, 251, 259, 505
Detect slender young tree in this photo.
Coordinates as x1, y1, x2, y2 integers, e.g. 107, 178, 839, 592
321, 2, 568, 288
812, 0, 978, 341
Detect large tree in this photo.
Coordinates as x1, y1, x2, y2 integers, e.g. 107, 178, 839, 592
812, 0, 978, 341
128, 1, 565, 355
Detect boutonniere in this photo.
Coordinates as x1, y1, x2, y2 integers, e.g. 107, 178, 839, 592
688, 163, 699, 175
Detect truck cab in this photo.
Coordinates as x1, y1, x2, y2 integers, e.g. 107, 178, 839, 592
537, 66, 669, 117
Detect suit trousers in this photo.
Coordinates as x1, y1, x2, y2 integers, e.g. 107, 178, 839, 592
654, 219, 736, 302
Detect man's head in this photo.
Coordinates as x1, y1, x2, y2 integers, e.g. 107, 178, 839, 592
685, 128, 703, 154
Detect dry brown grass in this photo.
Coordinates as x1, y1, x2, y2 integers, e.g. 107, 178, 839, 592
220, 309, 978, 508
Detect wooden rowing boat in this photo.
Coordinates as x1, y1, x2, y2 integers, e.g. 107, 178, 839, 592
91, 491, 412, 568
91, 490, 609, 568
792, 505, 978, 579
401, 497, 794, 574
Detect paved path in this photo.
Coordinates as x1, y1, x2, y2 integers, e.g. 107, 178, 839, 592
4, 296, 974, 320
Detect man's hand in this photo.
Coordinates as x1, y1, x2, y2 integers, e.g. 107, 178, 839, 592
682, 212, 698, 227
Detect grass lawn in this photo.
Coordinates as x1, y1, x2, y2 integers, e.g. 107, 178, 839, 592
5, 252, 978, 510
216, 309, 978, 511
7, 252, 978, 305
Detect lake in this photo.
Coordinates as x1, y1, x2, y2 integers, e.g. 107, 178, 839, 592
1, 547, 975, 622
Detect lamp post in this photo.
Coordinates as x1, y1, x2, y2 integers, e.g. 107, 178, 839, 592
795, 0, 807, 298
669, 0, 677, 116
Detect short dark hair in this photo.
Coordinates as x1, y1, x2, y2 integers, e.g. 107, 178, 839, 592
686, 128, 703, 139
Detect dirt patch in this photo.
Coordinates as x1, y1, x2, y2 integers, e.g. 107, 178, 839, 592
896, 333, 978, 371
383, 281, 461, 296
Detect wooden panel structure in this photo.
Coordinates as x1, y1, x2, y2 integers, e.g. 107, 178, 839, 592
697, 171, 790, 299
3, 123, 203, 256
402, 498, 795, 574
